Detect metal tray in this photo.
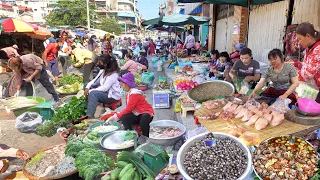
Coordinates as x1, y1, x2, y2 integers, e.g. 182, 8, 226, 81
100, 130, 138, 151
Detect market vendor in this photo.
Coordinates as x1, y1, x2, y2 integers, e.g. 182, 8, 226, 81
248, 49, 299, 105
183, 31, 195, 56
6, 54, 60, 101
210, 49, 220, 66
42, 38, 64, 86
106, 72, 154, 137
294, 22, 320, 103
0, 45, 20, 59
71, 46, 97, 83
85, 54, 121, 118
136, 50, 148, 69
229, 47, 261, 89
230, 43, 245, 63
209, 52, 232, 82
120, 54, 146, 75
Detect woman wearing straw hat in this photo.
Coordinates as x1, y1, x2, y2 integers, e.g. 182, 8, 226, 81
106, 72, 154, 137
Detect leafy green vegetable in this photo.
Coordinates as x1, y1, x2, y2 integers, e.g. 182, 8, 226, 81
57, 82, 83, 94
27, 152, 45, 165
134, 73, 142, 86
75, 148, 111, 180
36, 96, 87, 137
65, 140, 92, 157
60, 74, 83, 86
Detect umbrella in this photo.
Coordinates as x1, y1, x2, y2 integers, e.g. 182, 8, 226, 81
147, 25, 185, 32
25, 28, 53, 40
0, 18, 38, 32
142, 14, 210, 27
177, 0, 282, 6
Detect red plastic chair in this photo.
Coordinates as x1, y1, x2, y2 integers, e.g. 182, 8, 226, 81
102, 99, 122, 110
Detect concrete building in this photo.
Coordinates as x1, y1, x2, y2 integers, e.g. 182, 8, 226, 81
94, 0, 140, 34
0, 1, 31, 19
14, 0, 51, 24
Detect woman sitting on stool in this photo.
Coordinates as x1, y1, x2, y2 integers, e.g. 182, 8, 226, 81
106, 72, 154, 137
84, 54, 121, 118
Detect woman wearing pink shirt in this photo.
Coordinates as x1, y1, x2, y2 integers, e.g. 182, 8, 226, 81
120, 54, 146, 75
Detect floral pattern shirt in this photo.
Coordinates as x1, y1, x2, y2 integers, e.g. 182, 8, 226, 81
296, 41, 320, 88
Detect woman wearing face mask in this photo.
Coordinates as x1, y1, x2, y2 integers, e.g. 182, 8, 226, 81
294, 22, 320, 103
84, 54, 121, 118
248, 49, 299, 105
229, 47, 261, 89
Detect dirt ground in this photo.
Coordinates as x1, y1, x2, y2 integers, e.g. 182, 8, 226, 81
0, 112, 65, 156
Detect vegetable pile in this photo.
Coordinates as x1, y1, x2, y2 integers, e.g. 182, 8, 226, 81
176, 80, 198, 91
134, 74, 142, 86
36, 96, 87, 137
83, 132, 100, 147
65, 140, 115, 180
25, 144, 76, 178
253, 136, 318, 180
102, 151, 155, 180
61, 120, 90, 141
57, 82, 82, 94
2, 97, 39, 110
60, 74, 83, 86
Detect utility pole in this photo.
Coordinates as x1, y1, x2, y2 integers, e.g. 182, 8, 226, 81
86, 0, 90, 30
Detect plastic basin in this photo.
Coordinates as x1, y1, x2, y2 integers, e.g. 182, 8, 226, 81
297, 98, 320, 114
12, 96, 46, 117
88, 121, 121, 136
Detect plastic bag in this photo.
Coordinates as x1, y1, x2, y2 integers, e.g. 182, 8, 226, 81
295, 82, 319, 100
185, 126, 208, 140
239, 81, 250, 95
15, 112, 42, 133
174, 99, 181, 113
267, 98, 291, 113
244, 99, 261, 109
158, 76, 167, 83
142, 72, 155, 88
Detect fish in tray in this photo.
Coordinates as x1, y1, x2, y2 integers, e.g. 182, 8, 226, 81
150, 126, 183, 138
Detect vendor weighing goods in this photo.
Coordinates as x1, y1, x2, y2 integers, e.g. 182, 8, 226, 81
188, 81, 234, 102
253, 135, 318, 180
177, 132, 252, 180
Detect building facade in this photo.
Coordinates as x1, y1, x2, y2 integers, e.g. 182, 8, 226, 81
14, 0, 51, 24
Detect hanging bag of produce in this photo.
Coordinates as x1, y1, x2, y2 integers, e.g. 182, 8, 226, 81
15, 112, 43, 133
295, 82, 319, 100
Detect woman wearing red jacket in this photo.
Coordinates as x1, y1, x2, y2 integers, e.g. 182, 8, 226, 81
295, 22, 320, 102
106, 72, 154, 137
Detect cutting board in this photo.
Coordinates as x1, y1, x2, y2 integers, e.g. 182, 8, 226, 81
285, 109, 320, 125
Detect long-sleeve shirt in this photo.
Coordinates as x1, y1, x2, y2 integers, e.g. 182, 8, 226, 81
20, 54, 43, 78
120, 59, 146, 74
1, 47, 19, 58
86, 71, 121, 100
295, 41, 320, 88
72, 48, 93, 68
184, 35, 195, 49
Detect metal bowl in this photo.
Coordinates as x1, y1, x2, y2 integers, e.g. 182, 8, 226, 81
177, 132, 252, 180
187, 80, 235, 102
253, 135, 319, 180
100, 130, 137, 151
148, 120, 186, 146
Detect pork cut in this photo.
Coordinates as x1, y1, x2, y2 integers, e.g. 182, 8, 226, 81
270, 112, 285, 126
242, 110, 254, 122
245, 114, 261, 126
235, 108, 248, 119
263, 113, 273, 123
255, 117, 269, 130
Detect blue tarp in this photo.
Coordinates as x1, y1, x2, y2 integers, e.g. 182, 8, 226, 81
191, 5, 202, 15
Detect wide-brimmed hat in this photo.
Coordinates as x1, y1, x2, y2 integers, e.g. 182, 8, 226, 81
12, 44, 19, 49
118, 72, 136, 88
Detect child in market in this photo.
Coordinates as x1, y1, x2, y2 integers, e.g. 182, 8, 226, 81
209, 52, 233, 82
106, 72, 154, 137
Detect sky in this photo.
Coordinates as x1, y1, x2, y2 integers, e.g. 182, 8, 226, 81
137, 0, 165, 20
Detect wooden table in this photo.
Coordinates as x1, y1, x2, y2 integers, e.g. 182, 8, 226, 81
194, 105, 320, 144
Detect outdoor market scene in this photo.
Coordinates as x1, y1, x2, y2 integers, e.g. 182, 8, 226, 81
1, 0, 320, 179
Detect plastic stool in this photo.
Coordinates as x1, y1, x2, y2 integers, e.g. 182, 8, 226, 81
103, 99, 122, 110
133, 124, 143, 136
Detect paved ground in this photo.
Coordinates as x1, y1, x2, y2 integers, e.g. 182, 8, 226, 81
0, 56, 178, 155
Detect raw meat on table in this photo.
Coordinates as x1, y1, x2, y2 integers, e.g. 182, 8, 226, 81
263, 113, 273, 123
270, 112, 285, 126
234, 105, 244, 115
245, 114, 261, 126
242, 110, 254, 122
222, 102, 233, 111
221, 111, 234, 120
255, 117, 269, 130
235, 108, 248, 119
229, 104, 239, 112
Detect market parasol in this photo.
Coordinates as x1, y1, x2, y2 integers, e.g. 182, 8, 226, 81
142, 14, 210, 27
0, 18, 38, 32
25, 27, 53, 40
176, 0, 283, 6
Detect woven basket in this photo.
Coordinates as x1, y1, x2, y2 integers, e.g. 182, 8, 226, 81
22, 144, 78, 180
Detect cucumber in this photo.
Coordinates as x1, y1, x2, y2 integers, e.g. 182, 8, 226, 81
116, 161, 129, 168
101, 174, 111, 180
119, 163, 134, 179
133, 170, 141, 180
110, 168, 122, 180
120, 168, 135, 180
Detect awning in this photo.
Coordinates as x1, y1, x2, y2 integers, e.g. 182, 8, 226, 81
117, 12, 136, 18
177, 0, 283, 7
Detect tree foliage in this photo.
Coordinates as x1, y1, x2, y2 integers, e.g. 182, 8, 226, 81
96, 17, 122, 35
44, 0, 97, 27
